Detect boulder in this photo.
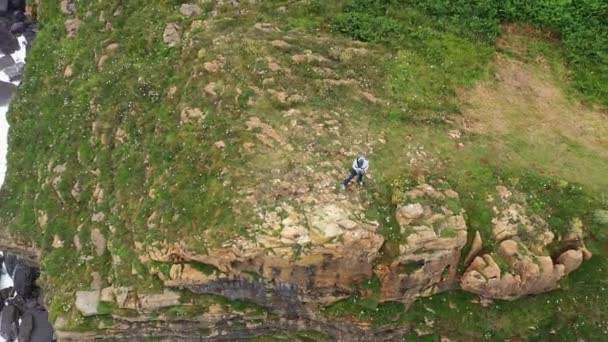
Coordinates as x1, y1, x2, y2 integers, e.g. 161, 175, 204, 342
179, 4, 202, 17
396, 203, 424, 226
0, 304, 18, 341
557, 249, 583, 275
13, 9, 25, 21
12, 260, 37, 298
29, 308, 54, 342
464, 231, 483, 266
9, 0, 24, 11
75, 290, 100, 316
60, 0, 75, 15
0, 81, 15, 104
17, 310, 33, 342
163, 23, 180, 48
64, 18, 81, 38
90, 228, 107, 256
0, 0, 8, 14
9, 21, 25, 34
3, 61, 24, 81
138, 289, 180, 310
0, 54, 15, 70
0, 26, 18, 56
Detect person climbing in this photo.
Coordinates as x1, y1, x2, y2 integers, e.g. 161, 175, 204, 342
342, 156, 369, 190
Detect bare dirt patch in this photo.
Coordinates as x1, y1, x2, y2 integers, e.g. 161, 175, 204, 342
460, 29, 608, 187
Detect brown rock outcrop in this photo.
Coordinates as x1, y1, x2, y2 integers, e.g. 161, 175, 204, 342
461, 186, 591, 299
376, 184, 468, 305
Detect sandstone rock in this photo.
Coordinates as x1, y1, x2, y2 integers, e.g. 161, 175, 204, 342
378, 184, 468, 305
100, 287, 114, 302
396, 203, 424, 227
75, 291, 100, 316
60, 0, 75, 15
52, 235, 63, 249
139, 289, 180, 310
74, 235, 82, 251
496, 185, 512, 200
204, 82, 219, 97
90, 228, 106, 256
91, 212, 105, 223
203, 60, 223, 73
498, 239, 518, 257
461, 239, 571, 299
214, 141, 226, 149
254, 22, 278, 33
64, 64, 73, 78
97, 55, 109, 68
37, 210, 48, 229
163, 23, 180, 48
557, 249, 583, 275
90, 271, 102, 290
65, 18, 81, 38
179, 4, 202, 17
180, 107, 206, 124
271, 40, 290, 48
115, 127, 127, 144
464, 231, 483, 266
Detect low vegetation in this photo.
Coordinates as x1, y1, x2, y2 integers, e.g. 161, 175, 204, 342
1, 0, 606, 339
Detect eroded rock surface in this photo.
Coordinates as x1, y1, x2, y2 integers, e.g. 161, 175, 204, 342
376, 184, 468, 305
461, 186, 592, 299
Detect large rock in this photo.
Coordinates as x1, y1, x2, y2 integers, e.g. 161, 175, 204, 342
0, 0, 8, 15
464, 231, 483, 266
0, 80, 16, 106
557, 249, 583, 275
3, 61, 24, 81
138, 289, 180, 310
0, 303, 19, 341
163, 23, 180, 48
12, 260, 37, 298
377, 184, 468, 305
90, 228, 107, 256
461, 186, 591, 299
0, 54, 15, 70
75, 290, 100, 316
179, 4, 202, 17
64, 18, 81, 38
9, 0, 24, 11
461, 240, 566, 299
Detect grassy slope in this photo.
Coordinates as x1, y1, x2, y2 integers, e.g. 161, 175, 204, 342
0, 0, 606, 339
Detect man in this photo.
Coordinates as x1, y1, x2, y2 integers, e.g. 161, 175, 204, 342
342, 156, 369, 190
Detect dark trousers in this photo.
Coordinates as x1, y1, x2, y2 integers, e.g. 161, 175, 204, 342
343, 168, 363, 187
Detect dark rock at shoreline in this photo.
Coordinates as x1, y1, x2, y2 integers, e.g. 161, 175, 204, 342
0, 54, 14, 69
0, 80, 16, 106
12, 9, 23, 21
3, 61, 23, 81
0, 287, 12, 312
11, 261, 38, 299
9, 0, 24, 12
0, 0, 8, 15
21, 300, 54, 342
0, 25, 18, 55
0, 303, 19, 341
9, 21, 24, 34
3, 254, 17, 276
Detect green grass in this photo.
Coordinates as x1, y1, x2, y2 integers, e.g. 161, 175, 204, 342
1, 0, 607, 339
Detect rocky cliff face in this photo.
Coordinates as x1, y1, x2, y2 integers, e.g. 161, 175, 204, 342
460, 186, 592, 299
